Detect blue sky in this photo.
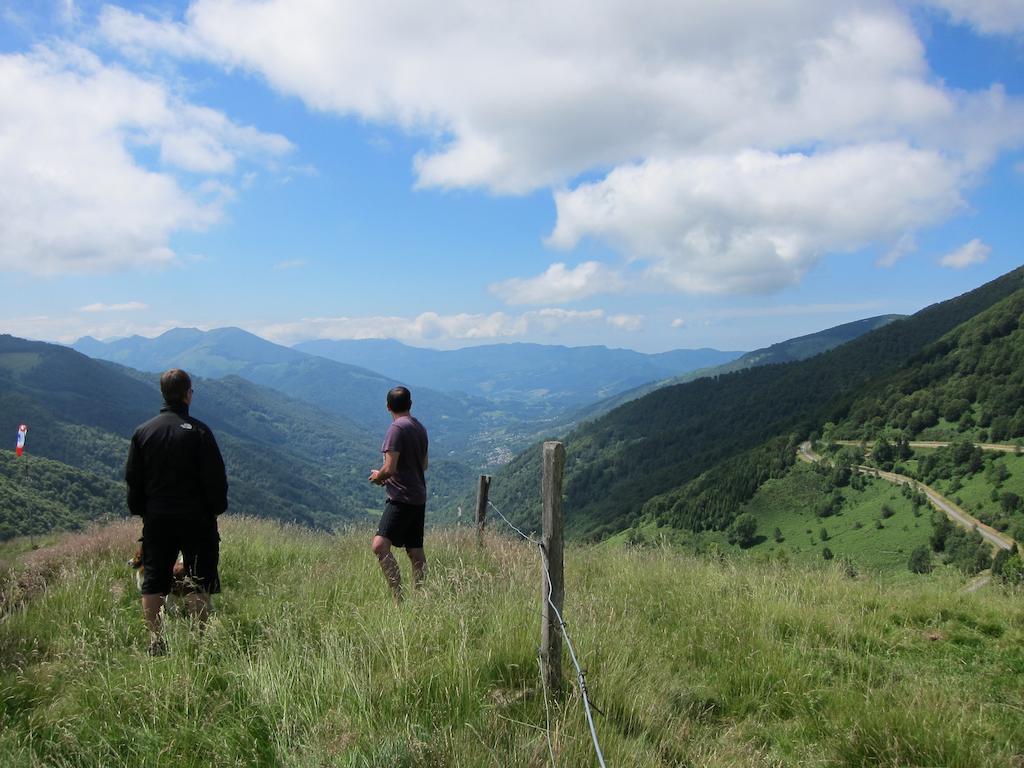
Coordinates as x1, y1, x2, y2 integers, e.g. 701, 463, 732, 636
0, 0, 1022, 353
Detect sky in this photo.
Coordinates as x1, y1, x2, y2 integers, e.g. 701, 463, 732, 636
0, 0, 1022, 353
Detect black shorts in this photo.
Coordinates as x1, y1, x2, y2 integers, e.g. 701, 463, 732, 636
376, 500, 426, 549
141, 513, 221, 595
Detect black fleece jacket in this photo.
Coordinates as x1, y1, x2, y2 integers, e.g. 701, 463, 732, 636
125, 402, 228, 517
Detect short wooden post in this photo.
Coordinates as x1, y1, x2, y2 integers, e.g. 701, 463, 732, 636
541, 441, 565, 695
475, 474, 491, 544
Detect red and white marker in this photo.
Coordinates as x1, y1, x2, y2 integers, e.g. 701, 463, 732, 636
15, 424, 27, 457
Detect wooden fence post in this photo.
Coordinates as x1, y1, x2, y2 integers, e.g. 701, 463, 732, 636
475, 474, 491, 545
541, 441, 565, 695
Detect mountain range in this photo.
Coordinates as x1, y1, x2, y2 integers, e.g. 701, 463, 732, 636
74, 327, 508, 463
293, 338, 742, 407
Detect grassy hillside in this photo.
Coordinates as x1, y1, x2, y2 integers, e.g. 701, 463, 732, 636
1, 519, 1022, 766
736, 462, 932, 571
491, 268, 1024, 539
833, 442, 1024, 544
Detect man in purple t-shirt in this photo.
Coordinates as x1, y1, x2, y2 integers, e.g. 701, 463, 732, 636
369, 386, 429, 602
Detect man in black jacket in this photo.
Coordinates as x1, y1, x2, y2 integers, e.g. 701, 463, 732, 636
126, 368, 227, 654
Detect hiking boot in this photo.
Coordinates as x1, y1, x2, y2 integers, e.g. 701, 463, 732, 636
148, 637, 167, 657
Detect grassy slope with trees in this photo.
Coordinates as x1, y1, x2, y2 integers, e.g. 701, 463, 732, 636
488, 268, 1024, 540
1, 519, 1022, 767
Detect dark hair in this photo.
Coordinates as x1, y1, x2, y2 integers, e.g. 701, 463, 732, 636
160, 369, 192, 404
387, 386, 412, 413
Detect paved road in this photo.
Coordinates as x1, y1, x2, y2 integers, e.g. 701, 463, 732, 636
798, 442, 1015, 552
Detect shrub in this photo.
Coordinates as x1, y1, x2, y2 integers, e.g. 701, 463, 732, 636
908, 545, 932, 574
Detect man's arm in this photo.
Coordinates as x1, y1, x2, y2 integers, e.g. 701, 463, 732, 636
369, 451, 400, 485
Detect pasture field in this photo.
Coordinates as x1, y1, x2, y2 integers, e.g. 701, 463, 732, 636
1, 517, 1023, 767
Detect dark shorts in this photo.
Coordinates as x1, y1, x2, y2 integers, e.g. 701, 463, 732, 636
141, 513, 221, 595
376, 500, 426, 549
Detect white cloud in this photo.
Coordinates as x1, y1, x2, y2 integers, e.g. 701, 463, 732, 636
671, 318, 686, 329
0, 314, 187, 344
0, 43, 292, 275
79, 301, 148, 312
549, 144, 965, 293
607, 313, 643, 331
490, 261, 623, 305
256, 308, 608, 345
102, 3, 971, 191
939, 238, 991, 268
273, 259, 308, 271
100, 1, 1024, 292
924, 0, 1024, 35
876, 233, 918, 268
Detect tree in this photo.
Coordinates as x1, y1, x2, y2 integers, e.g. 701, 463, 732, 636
992, 546, 1013, 578
773, 526, 783, 543
819, 526, 830, 541
822, 547, 834, 561
873, 438, 895, 468
729, 513, 758, 548
931, 515, 953, 552
908, 545, 932, 574
831, 464, 852, 487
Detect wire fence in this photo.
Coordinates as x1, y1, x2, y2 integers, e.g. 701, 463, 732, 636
487, 499, 608, 768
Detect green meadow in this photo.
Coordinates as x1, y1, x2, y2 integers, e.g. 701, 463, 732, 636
739, 463, 931, 572
2, 517, 1023, 767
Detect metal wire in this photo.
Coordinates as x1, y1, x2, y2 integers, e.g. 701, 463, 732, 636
486, 499, 539, 543
488, 500, 608, 768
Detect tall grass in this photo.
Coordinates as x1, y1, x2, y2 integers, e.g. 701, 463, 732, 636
1, 517, 1022, 766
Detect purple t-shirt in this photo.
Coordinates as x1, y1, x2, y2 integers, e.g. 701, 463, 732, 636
381, 415, 429, 505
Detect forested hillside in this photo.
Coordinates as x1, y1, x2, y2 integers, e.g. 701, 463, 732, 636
832, 288, 1024, 443
0, 453, 123, 540
578, 314, 904, 421
488, 267, 1024, 539
0, 336, 472, 540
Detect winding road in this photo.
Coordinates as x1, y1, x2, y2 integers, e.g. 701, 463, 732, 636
831, 439, 1023, 454
797, 441, 1016, 552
